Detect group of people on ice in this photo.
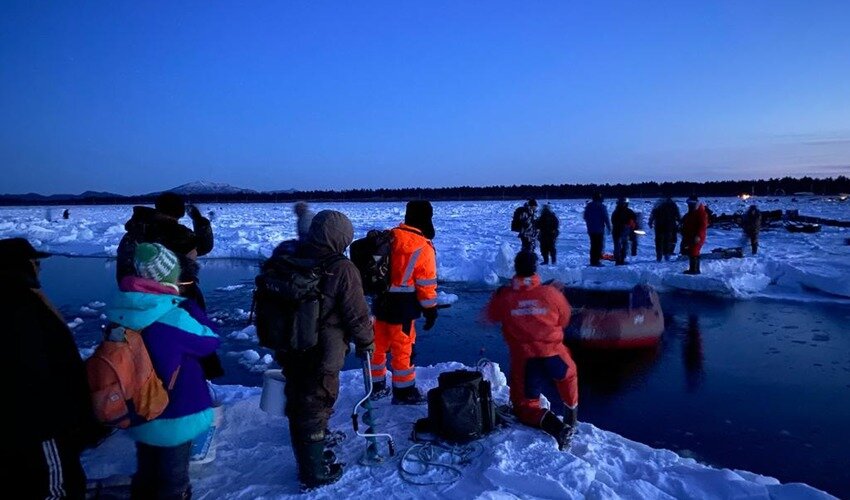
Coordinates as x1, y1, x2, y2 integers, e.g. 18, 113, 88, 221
514, 194, 763, 276
9, 193, 580, 497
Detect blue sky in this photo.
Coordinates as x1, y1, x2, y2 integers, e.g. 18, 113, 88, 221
1, 1, 848, 195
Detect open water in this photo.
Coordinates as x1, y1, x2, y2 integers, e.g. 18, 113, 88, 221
41, 256, 850, 498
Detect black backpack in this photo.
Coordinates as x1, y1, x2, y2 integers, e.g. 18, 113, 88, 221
252, 253, 342, 352
349, 229, 393, 296
511, 207, 525, 232
415, 370, 499, 443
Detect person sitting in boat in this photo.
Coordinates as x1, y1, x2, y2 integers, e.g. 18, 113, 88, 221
484, 250, 578, 450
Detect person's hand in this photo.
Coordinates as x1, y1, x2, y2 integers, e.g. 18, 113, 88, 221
187, 204, 203, 221
356, 343, 374, 360
423, 306, 438, 331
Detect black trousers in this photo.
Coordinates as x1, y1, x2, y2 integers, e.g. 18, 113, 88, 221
520, 235, 536, 253
655, 230, 677, 261
589, 233, 604, 265
539, 237, 556, 264
133, 441, 193, 500
17, 435, 87, 500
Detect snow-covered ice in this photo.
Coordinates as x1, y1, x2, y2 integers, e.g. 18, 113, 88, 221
81, 362, 834, 499
3, 196, 848, 301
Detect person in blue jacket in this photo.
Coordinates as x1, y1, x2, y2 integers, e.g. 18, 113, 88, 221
583, 193, 611, 266
106, 242, 221, 499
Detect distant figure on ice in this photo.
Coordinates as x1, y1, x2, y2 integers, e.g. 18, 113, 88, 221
611, 197, 637, 266
485, 250, 578, 450
511, 199, 539, 252
293, 201, 315, 241
741, 204, 762, 255
107, 243, 221, 499
583, 192, 611, 267
116, 192, 223, 379
2, 238, 102, 499
649, 197, 681, 261
681, 196, 708, 275
371, 200, 439, 405
62, 208, 70, 220
536, 203, 560, 265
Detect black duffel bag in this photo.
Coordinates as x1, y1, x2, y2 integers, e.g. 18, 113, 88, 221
415, 369, 499, 443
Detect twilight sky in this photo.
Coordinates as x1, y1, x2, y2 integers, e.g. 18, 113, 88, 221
1, 1, 849, 195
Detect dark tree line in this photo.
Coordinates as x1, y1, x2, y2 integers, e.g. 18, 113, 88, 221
1, 175, 848, 207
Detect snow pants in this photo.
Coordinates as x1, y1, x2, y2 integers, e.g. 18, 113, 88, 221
280, 348, 341, 441
539, 237, 557, 264
371, 320, 417, 389
588, 232, 604, 266
510, 350, 578, 427
655, 230, 677, 261
612, 231, 630, 265
520, 235, 536, 253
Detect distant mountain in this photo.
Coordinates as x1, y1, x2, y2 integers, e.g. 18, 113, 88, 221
162, 181, 259, 196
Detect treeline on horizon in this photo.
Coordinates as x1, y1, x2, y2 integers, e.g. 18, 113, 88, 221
2, 175, 848, 206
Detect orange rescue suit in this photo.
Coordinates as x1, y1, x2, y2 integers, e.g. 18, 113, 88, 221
371, 224, 438, 389
486, 275, 578, 425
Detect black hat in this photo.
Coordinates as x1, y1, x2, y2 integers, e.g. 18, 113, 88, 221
405, 200, 435, 239
514, 250, 538, 277
0, 238, 51, 261
527, 199, 538, 207
617, 196, 629, 205
592, 192, 603, 202
155, 192, 187, 218
687, 195, 699, 206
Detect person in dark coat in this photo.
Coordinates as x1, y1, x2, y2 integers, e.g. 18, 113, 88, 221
277, 210, 375, 490
116, 192, 214, 308
583, 193, 611, 267
741, 204, 762, 255
681, 196, 709, 274
649, 197, 681, 262
512, 199, 539, 253
115, 192, 223, 380
611, 197, 637, 266
1, 238, 102, 499
535, 203, 560, 265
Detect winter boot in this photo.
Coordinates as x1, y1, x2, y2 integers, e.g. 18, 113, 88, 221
541, 411, 575, 451
293, 439, 343, 491
683, 256, 698, 274
694, 256, 701, 275
391, 385, 427, 405
370, 380, 392, 401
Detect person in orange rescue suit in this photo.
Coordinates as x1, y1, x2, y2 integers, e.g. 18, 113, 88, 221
370, 200, 439, 405
485, 250, 579, 450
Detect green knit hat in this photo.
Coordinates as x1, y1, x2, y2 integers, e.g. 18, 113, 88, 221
134, 243, 181, 284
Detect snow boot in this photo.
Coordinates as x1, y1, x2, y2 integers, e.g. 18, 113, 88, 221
683, 256, 698, 275
541, 411, 575, 451
293, 439, 343, 491
370, 380, 392, 401
391, 385, 427, 405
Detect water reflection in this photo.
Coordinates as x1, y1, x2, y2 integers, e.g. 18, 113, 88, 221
568, 343, 661, 395
683, 314, 705, 391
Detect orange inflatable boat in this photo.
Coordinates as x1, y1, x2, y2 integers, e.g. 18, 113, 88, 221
563, 284, 665, 349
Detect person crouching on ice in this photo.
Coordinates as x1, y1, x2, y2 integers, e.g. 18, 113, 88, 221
484, 250, 579, 450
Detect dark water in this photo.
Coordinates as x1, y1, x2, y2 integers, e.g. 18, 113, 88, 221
41, 257, 850, 497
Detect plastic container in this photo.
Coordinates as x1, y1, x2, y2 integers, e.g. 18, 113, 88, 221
259, 369, 286, 416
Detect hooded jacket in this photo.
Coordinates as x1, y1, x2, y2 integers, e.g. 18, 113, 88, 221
105, 283, 220, 447
649, 198, 681, 233
295, 210, 374, 372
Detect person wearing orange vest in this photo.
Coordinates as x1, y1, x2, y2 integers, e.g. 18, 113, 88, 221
370, 200, 439, 405
485, 250, 579, 450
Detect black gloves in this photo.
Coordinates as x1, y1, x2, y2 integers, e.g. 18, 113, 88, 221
422, 306, 438, 331
356, 343, 375, 360
187, 204, 203, 221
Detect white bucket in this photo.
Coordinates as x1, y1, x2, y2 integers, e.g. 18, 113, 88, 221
259, 369, 286, 416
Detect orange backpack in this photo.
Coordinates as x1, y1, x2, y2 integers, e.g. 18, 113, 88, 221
86, 325, 174, 429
